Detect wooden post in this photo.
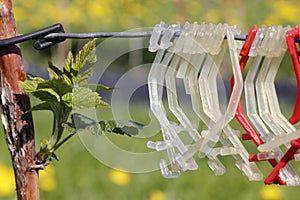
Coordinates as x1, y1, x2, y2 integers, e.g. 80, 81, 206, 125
0, 0, 40, 199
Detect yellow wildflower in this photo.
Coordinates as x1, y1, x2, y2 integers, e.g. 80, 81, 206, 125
108, 169, 131, 186
203, 8, 221, 24
264, 0, 300, 26
0, 163, 15, 196
260, 185, 282, 200
39, 165, 56, 191
273, 1, 300, 23
150, 190, 165, 200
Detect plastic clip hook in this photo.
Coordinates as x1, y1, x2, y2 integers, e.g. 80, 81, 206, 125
264, 26, 295, 134
148, 23, 197, 178
243, 26, 288, 184
248, 25, 300, 185
256, 26, 286, 136
220, 25, 263, 181
230, 25, 264, 146
229, 25, 286, 183
245, 25, 273, 142
165, 22, 201, 142
200, 25, 242, 150
186, 22, 211, 125
160, 23, 181, 49
191, 24, 263, 180
198, 24, 227, 127
148, 21, 167, 52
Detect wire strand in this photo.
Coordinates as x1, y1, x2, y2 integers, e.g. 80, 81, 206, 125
44, 32, 154, 39
1, 22, 300, 50
43, 31, 248, 41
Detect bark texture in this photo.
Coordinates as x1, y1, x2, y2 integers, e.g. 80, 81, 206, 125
0, 0, 40, 199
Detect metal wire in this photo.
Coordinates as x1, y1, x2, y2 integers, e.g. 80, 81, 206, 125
44, 31, 249, 41
44, 31, 154, 39
0, 22, 299, 50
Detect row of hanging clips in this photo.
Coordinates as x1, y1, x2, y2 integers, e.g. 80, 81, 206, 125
147, 21, 300, 186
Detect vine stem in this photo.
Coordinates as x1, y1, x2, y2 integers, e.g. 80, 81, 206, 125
53, 132, 76, 152
0, 0, 40, 199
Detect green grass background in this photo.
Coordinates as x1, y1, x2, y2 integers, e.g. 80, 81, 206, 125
1, 100, 300, 200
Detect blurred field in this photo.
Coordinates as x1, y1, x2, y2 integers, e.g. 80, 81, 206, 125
1, 0, 300, 199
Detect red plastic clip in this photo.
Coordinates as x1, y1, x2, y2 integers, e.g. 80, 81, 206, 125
257, 26, 300, 185
230, 26, 264, 146
286, 27, 300, 124
230, 26, 286, 185
264, 138, 300, 185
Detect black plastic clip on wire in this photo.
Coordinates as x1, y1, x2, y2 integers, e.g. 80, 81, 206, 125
0, 23, 65, 50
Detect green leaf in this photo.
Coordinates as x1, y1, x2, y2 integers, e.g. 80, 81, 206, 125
63, 51, 73, 73
62, 74, 73, 86
62, 87, 109, 109
24, 41, 123, 164
48, 61, 62, 79
76, 67, 93, 84
37, 78, 73, 97
19, 80, 38, 92
60, 92, 72, 107
32, 89, 60, 103
67, 113, 143, 136
29, 102, 53, 112
26, 74, 46, 83
74, 40, 96, 72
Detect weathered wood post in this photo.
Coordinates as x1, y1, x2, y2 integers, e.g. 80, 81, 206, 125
0, 0, 40, 199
